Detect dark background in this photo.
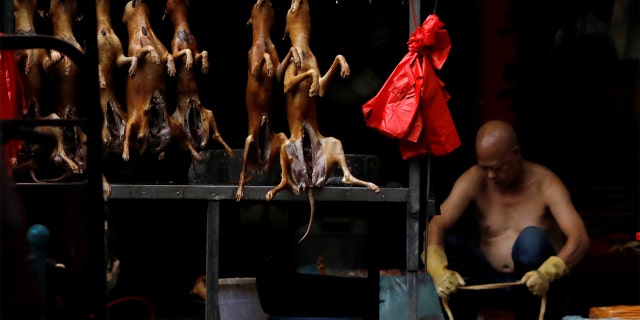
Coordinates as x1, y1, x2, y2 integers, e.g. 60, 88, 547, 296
3, 0, 638, 318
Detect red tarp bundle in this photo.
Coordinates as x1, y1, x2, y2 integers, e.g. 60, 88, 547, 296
362, 14, 460, 160
1, 36, 26, 176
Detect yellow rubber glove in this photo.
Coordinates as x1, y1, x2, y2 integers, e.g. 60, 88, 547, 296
520, 256, 568, 296
425, 245, 465, 300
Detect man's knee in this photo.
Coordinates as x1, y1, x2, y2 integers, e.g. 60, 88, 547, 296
512, 226, 556, 269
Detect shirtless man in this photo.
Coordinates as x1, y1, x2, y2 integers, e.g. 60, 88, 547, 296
424, 120, 590, 319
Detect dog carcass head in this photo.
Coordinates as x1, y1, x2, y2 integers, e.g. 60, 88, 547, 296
184, 98, 205, 149
284, 122, 327, 192
146, 90, 171, 154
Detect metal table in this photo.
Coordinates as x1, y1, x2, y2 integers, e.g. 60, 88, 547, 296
109, 159, 423, 320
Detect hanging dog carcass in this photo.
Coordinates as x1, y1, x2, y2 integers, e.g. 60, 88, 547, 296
267, 0, 380, 242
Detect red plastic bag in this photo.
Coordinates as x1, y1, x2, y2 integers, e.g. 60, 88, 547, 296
362, 15, 460, 160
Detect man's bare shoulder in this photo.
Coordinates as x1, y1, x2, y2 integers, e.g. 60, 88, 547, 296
465, 165, 486, 178
523, 160, 565, 188
524, 160, 558, 176
456, 165, 486, 190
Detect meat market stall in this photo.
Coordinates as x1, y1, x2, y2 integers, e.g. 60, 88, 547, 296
1, 0, 447, 319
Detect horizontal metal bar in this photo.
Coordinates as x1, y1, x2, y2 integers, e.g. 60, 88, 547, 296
108, 184, 409, 202
0, 34, 86, 66
15, 182, 89, 188
0, 119, 88, 126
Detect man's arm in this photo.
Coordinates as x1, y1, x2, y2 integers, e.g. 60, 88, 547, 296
428, 166, 479, 247
424, 167, 479, 300
521, 169, 590, 296
543, 171, 590, 270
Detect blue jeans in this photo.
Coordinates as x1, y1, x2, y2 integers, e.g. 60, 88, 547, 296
441, 226, 569, 319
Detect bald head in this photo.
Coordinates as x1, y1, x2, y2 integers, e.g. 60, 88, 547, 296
475, 120, 521, 186
476, 120, 518, 155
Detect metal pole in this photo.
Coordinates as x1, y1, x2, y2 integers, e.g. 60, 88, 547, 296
406, 5, 422, 320
406, 159, 420, 320
206, 201, 220, 320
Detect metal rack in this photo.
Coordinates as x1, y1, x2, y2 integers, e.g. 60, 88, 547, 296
1, 2, 108, 318
106, 2, 428, 317
2, 1, 430, 319
108, 158, 423, 320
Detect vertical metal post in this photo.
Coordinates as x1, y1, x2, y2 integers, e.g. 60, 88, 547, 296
406, 160, 420, 320
406, 2, 422, 320
82, 0, 108, 318
409, 0, 421, 33
424, 155, 432, 275
206, 200, 220, 320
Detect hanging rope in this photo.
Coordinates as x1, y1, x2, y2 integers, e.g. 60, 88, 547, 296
441, 281, 547, 320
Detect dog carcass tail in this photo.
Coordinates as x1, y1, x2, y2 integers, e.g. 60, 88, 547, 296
297, 188, 315, 243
